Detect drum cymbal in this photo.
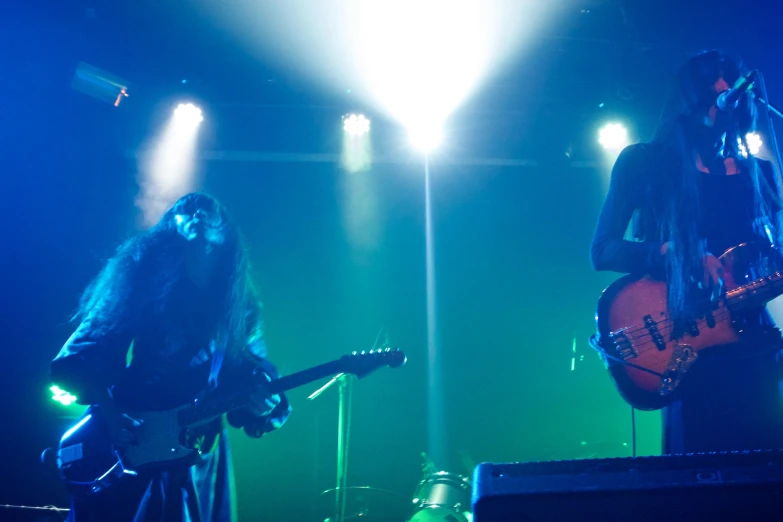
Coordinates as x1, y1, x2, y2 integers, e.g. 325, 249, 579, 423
320, 486, 406, 499
319, 486, 409, 521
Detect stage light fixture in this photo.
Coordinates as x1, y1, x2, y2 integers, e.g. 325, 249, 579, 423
744, 132, 763, 156
408, 122, 442, 153
173, 103, 204, 125
598, 123, 628, 151
343, 113, 371, 136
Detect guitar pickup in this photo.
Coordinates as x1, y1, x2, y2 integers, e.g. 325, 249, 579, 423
644, 315, 667, 351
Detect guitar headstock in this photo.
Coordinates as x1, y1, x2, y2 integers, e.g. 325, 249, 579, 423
340, 347, 407, 379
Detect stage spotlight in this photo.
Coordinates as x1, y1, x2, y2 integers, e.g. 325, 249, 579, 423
343, 113, 370, 136
137, 103, 204, 227
598, 123, 628, 151
409, 122, 442, 153
173, 103, 204, 125
745, 132, 763, 156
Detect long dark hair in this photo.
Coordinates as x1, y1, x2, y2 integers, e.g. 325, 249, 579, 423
639, 50, 781, 323
73, 192, 263, 358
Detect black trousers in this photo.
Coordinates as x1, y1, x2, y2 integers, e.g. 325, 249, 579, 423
663, 344, 783, 454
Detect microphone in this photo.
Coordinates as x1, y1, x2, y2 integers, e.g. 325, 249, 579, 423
717, 70, 758, 111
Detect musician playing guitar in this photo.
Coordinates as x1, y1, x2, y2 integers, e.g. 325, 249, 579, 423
51, 193, 291, 521
591, 50, 783, 454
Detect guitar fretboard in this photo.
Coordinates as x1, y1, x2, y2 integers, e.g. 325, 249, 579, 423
176, 359, 346, 428
725, 271, 783, 312
175, 349, 404, 429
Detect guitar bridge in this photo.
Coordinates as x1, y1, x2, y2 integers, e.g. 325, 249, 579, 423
659, 343, 698, 396
610, 332, 638, 360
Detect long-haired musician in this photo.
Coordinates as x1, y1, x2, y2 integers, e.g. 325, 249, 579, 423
52, 193, 291, 521
591, 50, 783, 453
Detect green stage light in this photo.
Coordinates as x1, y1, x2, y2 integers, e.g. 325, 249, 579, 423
50, 385, 78, 406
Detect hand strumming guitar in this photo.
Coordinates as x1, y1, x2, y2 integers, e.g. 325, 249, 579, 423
700, 253, 725, 302
98, 375, 282, 449
661, 242, 725, 302
98, 390, 143, 450
247, 372, 282, 418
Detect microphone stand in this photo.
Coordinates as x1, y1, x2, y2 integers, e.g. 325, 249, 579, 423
758, 98, 783, 121
309, 372, 354, 522
757, 72, 783, 181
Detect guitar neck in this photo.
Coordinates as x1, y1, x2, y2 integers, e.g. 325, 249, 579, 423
177, 359, 351, 429
726, 271, 783, 311
176, 348, 404, 430
267, 359, 347, 395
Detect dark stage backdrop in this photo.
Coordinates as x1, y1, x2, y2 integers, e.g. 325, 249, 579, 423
203, 159, 662, 521
206, 161, 660, 516
0, 11, 660, 519
6, 3, 783, 521
0, 148, 663, 521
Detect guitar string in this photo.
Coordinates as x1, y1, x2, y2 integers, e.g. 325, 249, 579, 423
615, 281, 777, 345
614, 300, 732, 342
621, 301, 738, 349
614, 275, 781, 337
607, 305, 729, 353
620, 297, 782, 356
610, 274, 783, 340
626, 307, 733, 355
608, 290, 771, 356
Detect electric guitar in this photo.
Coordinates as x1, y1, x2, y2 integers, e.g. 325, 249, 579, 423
592, 242, 783, 410
57, 347, 406, 496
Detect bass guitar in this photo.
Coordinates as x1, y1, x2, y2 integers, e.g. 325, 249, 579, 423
57, 347, 406, 496
591, 242, 783, 410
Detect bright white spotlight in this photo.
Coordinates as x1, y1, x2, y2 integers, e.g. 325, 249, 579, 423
409, 122, 443, 153
742, 132, 762, 156
598, 123, 628, 151
343, 113, 370, 136
137, 103, 203, 227
173, 103, 204, 125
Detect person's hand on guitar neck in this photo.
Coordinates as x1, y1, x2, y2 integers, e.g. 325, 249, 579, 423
97, 389, 142, 450
661, 242, 725, 302
247, 372, 282, 418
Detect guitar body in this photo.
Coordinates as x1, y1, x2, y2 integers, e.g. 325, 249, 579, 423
596, 275, 740, 410
594, 243, 783, 410
58, 406, 201, 496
